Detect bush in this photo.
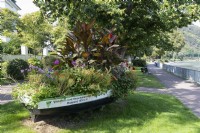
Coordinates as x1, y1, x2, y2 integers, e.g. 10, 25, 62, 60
41, 56, 57, 69
111, 66, 137, 98
1, 61, 8, 77
132, 59, 146, 67
7, 59, 29, 80
28, 58, 43, 68
13, 67, 112, 108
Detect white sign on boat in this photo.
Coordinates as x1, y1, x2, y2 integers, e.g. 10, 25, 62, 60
37, 90, 112, 109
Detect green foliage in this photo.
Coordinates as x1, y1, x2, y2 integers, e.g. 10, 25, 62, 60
41, 55, 57, 68
33, 0, 200, 57
19, 11, 52, 55
51, 17, 69, 46
12, 67, 112, 108
1, 33, 21, 54
1, 61, 8, 77
56, 21, 122, 69
7, 59, 29, 80
28, 58, 42, 68
178, 25, 200, 58
132, 59, 147, 67
111, 66, 137, 98
0, 8, 20, 35
0, 41, 2, 78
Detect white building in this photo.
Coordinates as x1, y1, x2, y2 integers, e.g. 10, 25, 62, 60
0, 0, 21, 42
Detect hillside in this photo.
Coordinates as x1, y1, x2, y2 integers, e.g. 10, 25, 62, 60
179, 25, 200, 57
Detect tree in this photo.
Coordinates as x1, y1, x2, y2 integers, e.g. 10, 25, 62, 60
1, 32, 21, 54
154, 30, 185, 60
0, 8, 20, 35
19, 11, 52, 55
50, 17, 69, 46
0, 39, 2, 61
33, 0, 200, 57
169, 30, 185, 55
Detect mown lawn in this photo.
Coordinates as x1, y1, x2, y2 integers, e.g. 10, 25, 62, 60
0, 78, 14, 85
58, 92, 200, 133
134, 67, 165, 89
0, 102, 34, 133
1, 92, 200, 133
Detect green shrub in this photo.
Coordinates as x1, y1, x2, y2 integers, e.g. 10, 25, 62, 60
111, 66, 137, 98
12, 67, 112, 108
1, 61, 8, 77
132, 59, 146, 67
41, 56, 57, 69
0, 64, 1, 79
28, 58, 42, 68
7, 59, 29, 80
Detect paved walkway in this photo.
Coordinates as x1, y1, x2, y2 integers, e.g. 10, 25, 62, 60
138, 63, 200, 118
0, 84, 14, 104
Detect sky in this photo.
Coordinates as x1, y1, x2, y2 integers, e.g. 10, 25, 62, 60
16, 0, 39, 16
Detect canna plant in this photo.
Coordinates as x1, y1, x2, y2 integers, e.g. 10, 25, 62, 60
55, 21, 123, 69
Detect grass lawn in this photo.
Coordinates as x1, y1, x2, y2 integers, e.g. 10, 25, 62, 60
0, 78, 14, 85
134, 67, 165, 89
1, 92, 200, 133
0, 102, 34, 133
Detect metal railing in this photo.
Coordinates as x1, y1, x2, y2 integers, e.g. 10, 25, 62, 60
163, 64, 200, 84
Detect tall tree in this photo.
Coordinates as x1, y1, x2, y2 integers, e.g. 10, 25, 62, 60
1, 32, 21, 54
50, 17, 69, 46
19, 11, 52, 55
33, 0, 200, 56
0, 8, 20, 36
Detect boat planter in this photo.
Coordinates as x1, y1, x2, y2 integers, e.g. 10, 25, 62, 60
20, 90, 114, 122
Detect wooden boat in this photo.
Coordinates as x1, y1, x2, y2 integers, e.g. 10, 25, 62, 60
20, 90, 114, 122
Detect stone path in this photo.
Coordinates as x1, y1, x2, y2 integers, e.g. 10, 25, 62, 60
138, 63, 200, 118
0, 84, 15, 104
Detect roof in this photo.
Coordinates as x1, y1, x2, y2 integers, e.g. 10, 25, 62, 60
5, 0, 21, 10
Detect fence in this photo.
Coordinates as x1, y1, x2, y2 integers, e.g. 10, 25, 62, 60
163, 64, 200, 84
2, 54, 43, 61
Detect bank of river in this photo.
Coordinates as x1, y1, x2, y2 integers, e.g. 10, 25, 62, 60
166, 61, 200, 71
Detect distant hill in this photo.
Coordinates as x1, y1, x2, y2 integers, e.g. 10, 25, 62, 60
180, 25, 200, 47
178, 25, 200, 57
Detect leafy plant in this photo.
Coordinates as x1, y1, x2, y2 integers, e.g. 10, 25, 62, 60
41, 56, 58, 69
28, 58, 43, 68
56, 21, 122, 69
7, 59, 29, 80
132, 59, 147, 67
13, 67, 112, 108
1, 61, 8, 77
111, 66, 137, 98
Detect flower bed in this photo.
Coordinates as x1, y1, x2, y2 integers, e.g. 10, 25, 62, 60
12, 21, 137, 122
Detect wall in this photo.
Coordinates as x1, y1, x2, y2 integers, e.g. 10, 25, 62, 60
163, 64, 200, 84
2, 54, 43, 61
